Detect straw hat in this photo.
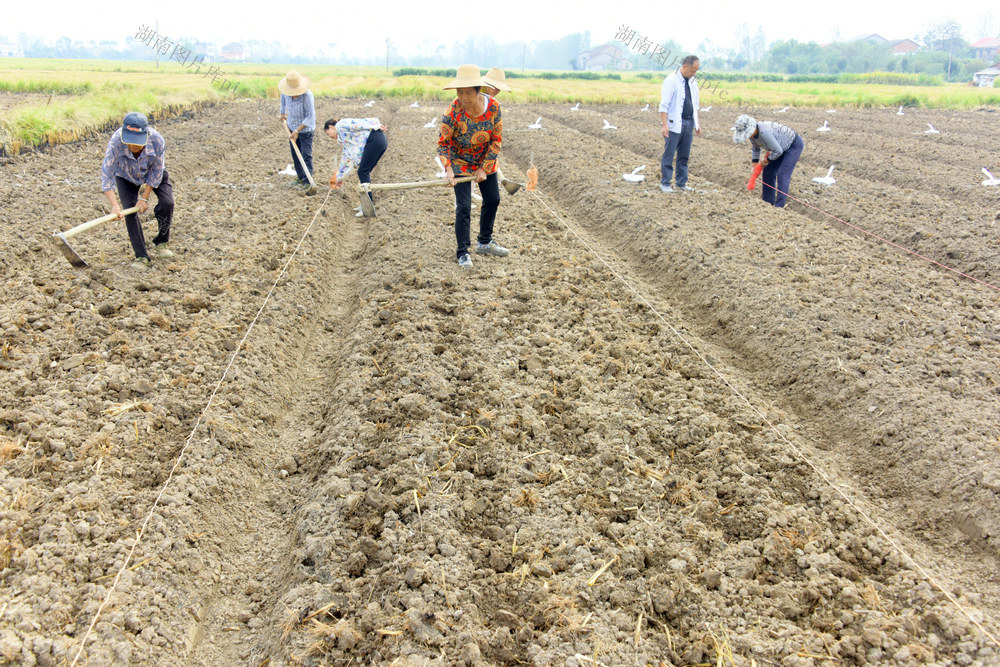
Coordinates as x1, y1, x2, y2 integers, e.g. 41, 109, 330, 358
482, 67, 512, 93
442, 64, 484, 90
732, 114, 757, 144
279, 71, 310, 96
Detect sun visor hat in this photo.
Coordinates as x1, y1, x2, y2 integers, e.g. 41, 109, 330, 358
121, 112, 149, 145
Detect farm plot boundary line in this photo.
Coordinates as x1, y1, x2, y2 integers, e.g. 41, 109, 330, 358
760, 182, 1000, 294
526, 187, 1000, 650
70, 188, 334, 666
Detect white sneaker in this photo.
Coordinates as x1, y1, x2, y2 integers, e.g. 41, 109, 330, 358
152, 243, 174, 258
457, 253, 473, 268
355, 210, 364, 218
680, 185, 694, 192
659, 184, 674, 193
475, 240, 510, 256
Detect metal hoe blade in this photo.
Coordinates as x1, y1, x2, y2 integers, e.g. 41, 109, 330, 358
52, 232, 88, 268
359, 194, 376, 218
501, 178, 522, 195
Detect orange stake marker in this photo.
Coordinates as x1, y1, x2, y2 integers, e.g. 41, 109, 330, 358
526, 164, 538, 191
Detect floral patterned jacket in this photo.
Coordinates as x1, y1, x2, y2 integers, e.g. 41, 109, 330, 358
334, 118, 381, 182
437, 95, 502, 176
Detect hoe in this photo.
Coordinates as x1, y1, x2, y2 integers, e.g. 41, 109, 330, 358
357, 175, 522, 217
283, 122, 318, 196
53, 206, 139, 268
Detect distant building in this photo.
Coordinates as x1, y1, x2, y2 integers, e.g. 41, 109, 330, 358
849, 34, 919, 56
850, 34, 890, 45
0, 41, 24, 58
578, 44, 633, 71
971, 37, 1000, 62
193, 42, 217, 62
890, 39, 920, 55
973, 63, 1000, 87
219, 42, 247, 62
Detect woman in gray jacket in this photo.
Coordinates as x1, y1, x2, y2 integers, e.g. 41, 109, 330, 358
733, 114, 804, 208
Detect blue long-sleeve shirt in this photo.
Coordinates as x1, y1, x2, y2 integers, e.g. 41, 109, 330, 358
100, 127, 166, 191
280, 91, 316, 133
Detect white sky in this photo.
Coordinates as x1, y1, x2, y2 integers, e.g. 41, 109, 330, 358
4, 0, 998, 59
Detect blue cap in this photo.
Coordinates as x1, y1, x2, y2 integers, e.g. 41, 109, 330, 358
121, 112, 149, 145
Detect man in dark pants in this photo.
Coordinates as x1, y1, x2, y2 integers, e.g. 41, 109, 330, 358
659, 55, 701, 193
100, 112, 174, 268
278, 71, 316, 188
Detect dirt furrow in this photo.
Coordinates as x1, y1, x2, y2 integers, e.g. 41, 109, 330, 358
501, 105, 1000, 597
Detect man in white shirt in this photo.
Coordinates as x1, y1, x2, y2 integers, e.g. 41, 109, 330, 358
659, 55, 701, 193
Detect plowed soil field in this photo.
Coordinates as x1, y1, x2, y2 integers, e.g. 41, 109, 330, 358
1, 97, 999, 666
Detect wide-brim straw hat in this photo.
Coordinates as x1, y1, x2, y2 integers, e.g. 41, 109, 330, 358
733, 114, 757, 143
482, 67, 512, 92
279, 71, 310, 96
442, 64, 484, 90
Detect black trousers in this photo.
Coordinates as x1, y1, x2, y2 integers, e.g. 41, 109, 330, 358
453, 173, 500, 258
289, 131, 314, 184
116, 169, 174, 259
358, 129, 387, 202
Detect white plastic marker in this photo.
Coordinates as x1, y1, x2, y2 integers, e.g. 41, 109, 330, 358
817, 120, 831, 132
602, 119, 617, 130
278, 164, 297, 176
528, 117, 542, 130
640, 103, 650, 112
925, 123, 940, 134
813, 165, 837, 185
410, 100, 419, 108
701, 106, 712, 112
897, 106, 905, 115
826, 109, 836, 113
364, 100, 376, 107
570, 102, 581, 111
777, 106, 789, 113
983, 168, 1000, 186
423, 118, 437, 128
623, 165, 646, 183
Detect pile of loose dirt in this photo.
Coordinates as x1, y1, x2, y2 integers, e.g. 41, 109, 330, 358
1, 98, 998, 666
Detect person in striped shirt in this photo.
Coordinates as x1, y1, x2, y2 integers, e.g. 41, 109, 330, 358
278, 71, 316, 188
733, 114, 804, 208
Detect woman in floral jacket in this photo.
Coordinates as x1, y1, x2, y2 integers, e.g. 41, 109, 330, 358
438, 65, 509, 268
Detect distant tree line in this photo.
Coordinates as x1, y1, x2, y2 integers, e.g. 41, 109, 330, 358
4, 17, 997, 81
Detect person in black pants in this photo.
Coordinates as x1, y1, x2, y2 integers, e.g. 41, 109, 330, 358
437, 64, 508, 268
100, 111, 175, 268
325, 118, 388, 216
732, 114, 804, 208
